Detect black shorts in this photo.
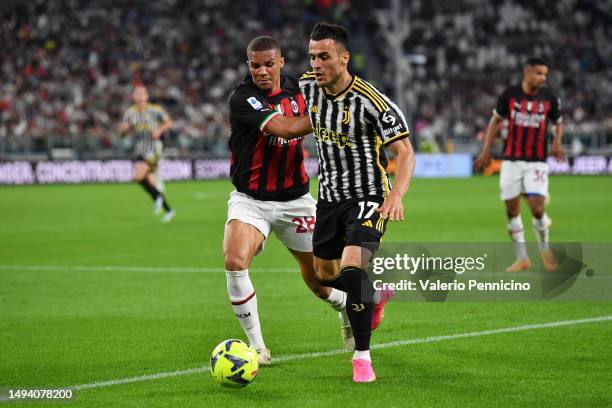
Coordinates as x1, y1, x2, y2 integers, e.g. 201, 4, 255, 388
135, 152, 161, 170
313, 196, 388, 260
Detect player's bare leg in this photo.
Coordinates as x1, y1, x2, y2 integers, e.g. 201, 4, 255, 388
289, 249, 331, 299
505, 196, 531, 272
147, 171, 157, 188
223, 220, 270, 364
289, 249, 353, 350
147, 165, 165, 193
526, 194, 557, 271
133, 161, 149, 183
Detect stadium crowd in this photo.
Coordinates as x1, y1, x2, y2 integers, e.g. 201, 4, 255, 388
1, 0, 610, 157
374, 0, 612, 153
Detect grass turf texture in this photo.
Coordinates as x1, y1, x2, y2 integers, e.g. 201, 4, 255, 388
1, 176, 611, 407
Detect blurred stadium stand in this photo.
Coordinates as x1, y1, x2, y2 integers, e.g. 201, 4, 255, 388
1, 0, 610, 160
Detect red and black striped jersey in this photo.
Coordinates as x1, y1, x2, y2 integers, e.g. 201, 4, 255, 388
494, 84, 562, 162
228, 75, 309, 201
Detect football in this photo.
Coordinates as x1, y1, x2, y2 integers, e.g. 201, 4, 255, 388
210, 339, 259, 388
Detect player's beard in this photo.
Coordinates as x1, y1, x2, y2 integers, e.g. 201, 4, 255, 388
320, 69, 342, 90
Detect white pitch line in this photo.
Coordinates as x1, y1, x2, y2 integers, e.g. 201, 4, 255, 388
0, 264, 297, 273
64, 314, 612, 392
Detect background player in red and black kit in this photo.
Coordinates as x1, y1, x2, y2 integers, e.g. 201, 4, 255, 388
224, 36, 351, 366
475, 57, 566, 272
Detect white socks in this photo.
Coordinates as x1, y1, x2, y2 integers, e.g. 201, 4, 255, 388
508, 213, 551, 256
324, 288, 345, 311
508, 216, 528, 260
226, 269, 265, 352
533, 213, 551, 250
325, 288, 350, 326
226, 271, 351, 351
353, 350, 371, 362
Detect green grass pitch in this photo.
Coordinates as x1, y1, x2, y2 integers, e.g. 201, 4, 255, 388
1, 176, 611, 407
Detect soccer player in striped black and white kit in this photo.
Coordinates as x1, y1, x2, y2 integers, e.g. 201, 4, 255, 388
299, 23, 416, 382
475, 57, 566, 272
120, 85, 175, 223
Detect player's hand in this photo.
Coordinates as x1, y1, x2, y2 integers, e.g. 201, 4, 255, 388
376, 191, 404, 221
551, 143, 567, 161
151, 128, 163, 140
473, 150, 492, 172
118, 122, 131, 135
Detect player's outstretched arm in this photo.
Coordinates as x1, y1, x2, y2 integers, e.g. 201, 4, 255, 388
264, 115, 312, 139
118, 121, 131, 136
152, 118, 173, 139
474, 115, 504, 171
377, 138, 415, 221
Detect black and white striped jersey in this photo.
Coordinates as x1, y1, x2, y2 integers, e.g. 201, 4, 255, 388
299, 72, 410, 204
122, 103, 170, 156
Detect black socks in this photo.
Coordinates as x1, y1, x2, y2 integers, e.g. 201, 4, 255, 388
319, 265, 374, 351
139, 179, 172, 212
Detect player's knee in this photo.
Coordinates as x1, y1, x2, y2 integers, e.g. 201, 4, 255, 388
224, 252, 250, 271
303, 275, 330, 299
531, 206, 545, 219
134, 170, 146, 182
310, 285, 329, 299
506, 208, 520, 218
314, 262, 336, 281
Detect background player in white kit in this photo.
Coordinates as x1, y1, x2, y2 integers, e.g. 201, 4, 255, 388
120, 85, 175, 223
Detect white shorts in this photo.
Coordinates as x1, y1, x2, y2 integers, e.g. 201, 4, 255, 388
500, 160, 549, 200
226, 190, 316, 253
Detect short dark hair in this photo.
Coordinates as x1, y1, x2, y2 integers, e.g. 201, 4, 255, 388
310, 22, 348, 50
246, 36, 281, 57
524, 57, 548, 68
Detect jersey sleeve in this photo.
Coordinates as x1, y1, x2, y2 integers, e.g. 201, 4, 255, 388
122, 108, 132, 124
375, 102, 410, 146
229, 89, 281, 131
299, 71, 316, 89
493, 88, 510, 119
156, 105, 170, 123
548, 93, 563, 124
299, 71, 316, 102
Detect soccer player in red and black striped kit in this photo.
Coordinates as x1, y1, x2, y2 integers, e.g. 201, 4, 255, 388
224, 36, 352, 366
475, 57, 566, 272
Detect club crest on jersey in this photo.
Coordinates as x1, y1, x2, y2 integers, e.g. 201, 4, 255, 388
538, 102, 545, 113
311, 105, 317, 113
247, 97, 264, 111
291, 99, 299, 114
342, 107, 351, 125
